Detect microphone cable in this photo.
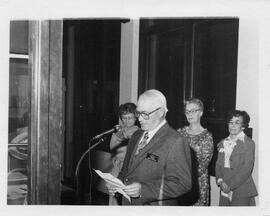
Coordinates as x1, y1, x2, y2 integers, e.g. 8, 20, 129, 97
74, 137, 107, 204
88, 137, 108, 204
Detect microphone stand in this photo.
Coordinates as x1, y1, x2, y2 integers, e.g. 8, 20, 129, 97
74, 136, 108, 204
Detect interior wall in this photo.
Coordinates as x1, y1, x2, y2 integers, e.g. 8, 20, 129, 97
119, 20, 139, 104
236, 17, 259, 204
257, 17, 270, 209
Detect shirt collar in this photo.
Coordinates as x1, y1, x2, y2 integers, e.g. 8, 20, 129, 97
145, 119, 166, 140
227, 131, 245, 142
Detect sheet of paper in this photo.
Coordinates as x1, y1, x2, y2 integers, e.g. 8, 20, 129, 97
94, 169, 131, 202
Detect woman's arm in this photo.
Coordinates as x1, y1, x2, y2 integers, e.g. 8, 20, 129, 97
109, 133, 124, 150
215, 141, 225, 185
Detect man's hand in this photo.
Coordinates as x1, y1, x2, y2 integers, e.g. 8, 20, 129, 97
123, 182, 142, 198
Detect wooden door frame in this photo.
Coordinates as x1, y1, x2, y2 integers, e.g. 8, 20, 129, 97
29, 20, 63, 204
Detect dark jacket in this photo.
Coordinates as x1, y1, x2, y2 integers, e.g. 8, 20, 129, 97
118, 123, 192, 205
215, 135, 258, 198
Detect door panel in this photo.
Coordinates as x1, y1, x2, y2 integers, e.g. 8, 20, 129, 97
193, 20, 238, 119
139, 18, 239, 176
8, 20, 63, 205
139, 21, 191, 128
192, 20, 239, 175
62, 20, 122, 204
29, 20, 63, 204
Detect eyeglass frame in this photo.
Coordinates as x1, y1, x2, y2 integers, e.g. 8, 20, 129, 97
184, 109, 201, 115
120, 114, 136, 121
228, 120, 243, 126
135, 107, 162, 120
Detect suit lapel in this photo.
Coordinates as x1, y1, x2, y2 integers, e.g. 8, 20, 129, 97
230, 135, 246, 158
127, 123, 169, 176
128, 131, 144, 167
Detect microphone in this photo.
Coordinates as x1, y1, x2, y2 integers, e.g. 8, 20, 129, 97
93, 125, 121, 140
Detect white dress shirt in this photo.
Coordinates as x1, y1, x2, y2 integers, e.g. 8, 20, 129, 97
139, 119, 167, 145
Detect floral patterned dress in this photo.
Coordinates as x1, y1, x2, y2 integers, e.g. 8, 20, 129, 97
178, 127, 214, 206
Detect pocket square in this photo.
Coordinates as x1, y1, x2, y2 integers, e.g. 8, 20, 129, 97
146, 153, 159, 162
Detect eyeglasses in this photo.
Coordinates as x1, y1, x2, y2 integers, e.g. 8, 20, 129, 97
185, 109, 201, 115
121, 114, 136, 121
135, 107, 161, 120
121, 116, 135, 121
228, 121, 242, 126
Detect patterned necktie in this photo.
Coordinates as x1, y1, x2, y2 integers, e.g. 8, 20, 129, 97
135, 132, 149, 155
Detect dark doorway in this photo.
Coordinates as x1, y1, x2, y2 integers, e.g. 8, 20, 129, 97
61, 19, 125, 204
139, 18, 239, 176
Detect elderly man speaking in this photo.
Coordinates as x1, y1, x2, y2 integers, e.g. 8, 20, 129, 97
110, 89, 192, 205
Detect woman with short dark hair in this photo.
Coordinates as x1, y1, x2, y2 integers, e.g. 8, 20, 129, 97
215, 110, 258, 206
108, 102, 139, 205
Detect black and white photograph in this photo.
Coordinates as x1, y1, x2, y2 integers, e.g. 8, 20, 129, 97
0, 1, 270, 216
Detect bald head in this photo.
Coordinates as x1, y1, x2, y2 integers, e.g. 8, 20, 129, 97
138, 89, 168, 112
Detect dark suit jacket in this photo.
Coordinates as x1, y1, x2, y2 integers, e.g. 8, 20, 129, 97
215, 135, 258, 198
118, 123, 192, 205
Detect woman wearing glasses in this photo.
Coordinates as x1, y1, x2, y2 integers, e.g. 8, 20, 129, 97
109, 102, 139, 205
177, 98, 213, 206
215, 110, 257, 206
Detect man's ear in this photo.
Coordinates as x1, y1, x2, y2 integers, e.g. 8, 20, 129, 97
161, 108, 167, 118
